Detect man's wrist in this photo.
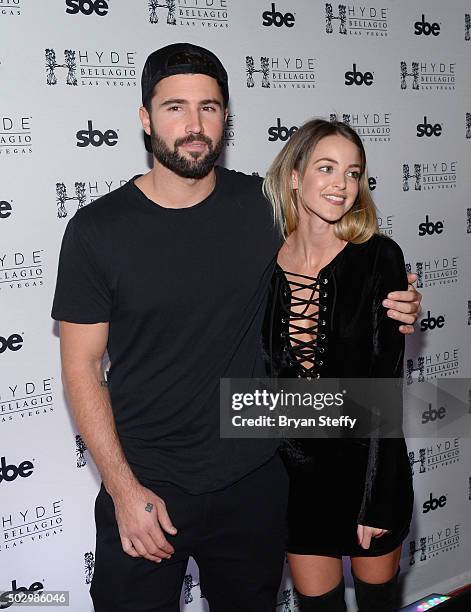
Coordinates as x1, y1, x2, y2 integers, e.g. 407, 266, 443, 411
104, 471, 140, 499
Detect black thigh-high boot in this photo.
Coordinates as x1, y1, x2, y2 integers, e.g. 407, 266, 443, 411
295, 579, 347, 611
353, 571, 399, 612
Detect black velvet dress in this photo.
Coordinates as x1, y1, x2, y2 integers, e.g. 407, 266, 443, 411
262, 234, 414, 557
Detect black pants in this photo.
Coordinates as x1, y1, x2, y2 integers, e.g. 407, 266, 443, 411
90, 453, 289, 612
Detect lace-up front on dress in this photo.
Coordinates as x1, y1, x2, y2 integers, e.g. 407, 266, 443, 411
276, 266, 329, 379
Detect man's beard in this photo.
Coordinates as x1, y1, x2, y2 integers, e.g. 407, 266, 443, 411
150, 126, 223, 179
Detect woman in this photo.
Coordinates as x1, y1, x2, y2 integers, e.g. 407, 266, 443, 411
262, 119, 413, 611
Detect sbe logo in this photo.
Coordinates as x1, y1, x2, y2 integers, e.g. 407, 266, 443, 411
0, 580, 44, 610
344, 64, 374, 86
418, 214, 444, 236
0, 456, 34, 484
65, 0, 109, 16
268, 118, 298, 142
0, 334, 23, 354
262, 3, 295, 28
416, 116, 442, 137
0, 201, 13, 220
420, 311, 445, 332
414, 15, 440, 36
422, 403, 446, 423
76, 121, 118, 147
422, 492, 447, 513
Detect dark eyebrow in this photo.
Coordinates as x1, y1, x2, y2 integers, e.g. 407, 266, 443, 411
200, 98, 222, 107
159, 98, 186, 107
314, 157, 361, 168
159, 98, 222, 108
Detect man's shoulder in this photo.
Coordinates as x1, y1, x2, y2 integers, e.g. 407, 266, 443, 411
70, 179, 134, 229
217, 166, 264, 193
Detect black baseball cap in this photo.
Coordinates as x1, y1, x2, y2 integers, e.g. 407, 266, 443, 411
141, 43, 229, 107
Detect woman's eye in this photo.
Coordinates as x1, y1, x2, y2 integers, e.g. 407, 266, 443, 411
319, 166, 332, 173
347, 171, 360, 179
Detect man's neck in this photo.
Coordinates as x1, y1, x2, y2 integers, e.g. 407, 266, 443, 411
134, 162, 216, 209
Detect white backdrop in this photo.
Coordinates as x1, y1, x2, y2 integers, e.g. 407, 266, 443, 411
1, 1, 471, 610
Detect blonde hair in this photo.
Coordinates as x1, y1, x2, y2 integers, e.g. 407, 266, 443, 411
262, 118, 378, 243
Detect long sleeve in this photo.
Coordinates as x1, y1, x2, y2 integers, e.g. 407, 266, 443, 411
357, 237, 408, 529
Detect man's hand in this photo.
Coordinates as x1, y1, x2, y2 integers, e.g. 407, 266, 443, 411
357, 524, 388, 550
112, 483, 178, 562
382, 273, 422, 335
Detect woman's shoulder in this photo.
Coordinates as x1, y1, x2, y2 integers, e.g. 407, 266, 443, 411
352, 233, 405, 262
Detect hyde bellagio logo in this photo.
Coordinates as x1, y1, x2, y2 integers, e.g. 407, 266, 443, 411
183, 573, 205, 604
246, 55, 316, 90
1, 0, 21, 16
277, 588, 299, 611
0, 250, 44, 290
402, 161, 457, 191
377, 214, 393, 237
45, 49, 136, 89
466, 113, 471, 138
400, 60, 455, 92
0, 499, 63, 551
408, 439, 460, 476
406, 348, 460, 384
325, 3, 389, 37
223, 114, 235, 147
330, 112, 391, 143
408, 524, 460, 566
405, 256, 459, 289
84, 552, 95, 584
0, 376, 54, 424
466, 14, 470, 41
467, 208, 471, 235
55, 178, 128, 218
0, 116, 32, 157
75, 435, 88, 468
148, 0, 229, 29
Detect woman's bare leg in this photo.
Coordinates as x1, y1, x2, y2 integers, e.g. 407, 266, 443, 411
288, 554, 343, 595
350, 546, 401, 584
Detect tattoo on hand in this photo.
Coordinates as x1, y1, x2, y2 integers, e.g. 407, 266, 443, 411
145, 503, 153, 513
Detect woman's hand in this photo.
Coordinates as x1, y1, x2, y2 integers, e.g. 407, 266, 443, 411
357, 524, 389, 550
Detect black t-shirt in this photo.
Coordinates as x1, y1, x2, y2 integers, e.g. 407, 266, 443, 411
52, 167, 281, 493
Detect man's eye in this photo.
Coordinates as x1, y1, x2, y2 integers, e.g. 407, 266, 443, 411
168, 106, 181, 111
202, 106, 216, 112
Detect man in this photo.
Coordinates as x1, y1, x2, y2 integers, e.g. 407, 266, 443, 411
52, 43, 420, 611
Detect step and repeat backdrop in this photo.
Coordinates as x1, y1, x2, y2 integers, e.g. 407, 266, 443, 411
1, 1, 471, 610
